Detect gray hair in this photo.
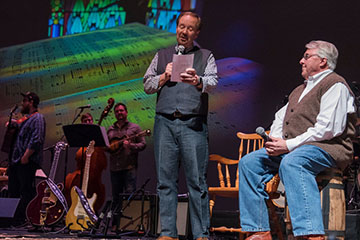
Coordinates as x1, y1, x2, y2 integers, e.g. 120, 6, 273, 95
305, 40, 338, 70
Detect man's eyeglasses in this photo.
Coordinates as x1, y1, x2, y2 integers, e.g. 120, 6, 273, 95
302, 54, 320, 60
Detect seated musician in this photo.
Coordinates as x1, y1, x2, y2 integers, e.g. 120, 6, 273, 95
106, 103, 146, 229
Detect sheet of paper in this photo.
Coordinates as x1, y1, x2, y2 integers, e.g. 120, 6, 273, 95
170, 54, 194, 82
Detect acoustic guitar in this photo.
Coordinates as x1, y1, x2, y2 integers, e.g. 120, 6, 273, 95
26, 141, 67, 226
65, 140, 96, 231
1, 104, 19, 154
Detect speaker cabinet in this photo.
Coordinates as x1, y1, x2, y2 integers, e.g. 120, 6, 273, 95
157, 197, 190, 238
0, 198, 20, 227
115, 194, 190, 238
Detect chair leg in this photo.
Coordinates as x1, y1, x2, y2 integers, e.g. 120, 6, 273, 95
266, 199, 284, 240
209, 196, 216, 217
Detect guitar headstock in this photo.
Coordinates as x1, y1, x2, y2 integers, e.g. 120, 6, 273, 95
144, 129, 151, 137
55, 141, 67, 152
107, 98, 115, 109
86, 140, 95, 156
98, 98, 115, 125
138, 129, 151, 137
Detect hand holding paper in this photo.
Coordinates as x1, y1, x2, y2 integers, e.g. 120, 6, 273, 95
170, 54, 194, 82
180, 68, 199, 86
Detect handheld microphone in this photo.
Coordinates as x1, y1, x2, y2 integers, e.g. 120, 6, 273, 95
255, 127, 271, 142
77, 104, 91, 109
177, 45, 185, 55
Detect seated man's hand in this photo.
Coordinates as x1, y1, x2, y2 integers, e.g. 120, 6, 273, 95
265, 137, 289, 156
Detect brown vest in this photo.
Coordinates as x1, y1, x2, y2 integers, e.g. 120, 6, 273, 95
282, 72, 357, 170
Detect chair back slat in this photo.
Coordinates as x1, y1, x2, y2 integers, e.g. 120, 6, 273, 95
217, 162, 225, 187
225, 165, 231, 187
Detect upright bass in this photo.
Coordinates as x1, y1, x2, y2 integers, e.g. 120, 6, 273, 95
64, 98, 114, 213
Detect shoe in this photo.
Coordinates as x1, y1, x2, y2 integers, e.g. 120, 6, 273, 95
245, 231, 272, 240
157, 236, 179, 240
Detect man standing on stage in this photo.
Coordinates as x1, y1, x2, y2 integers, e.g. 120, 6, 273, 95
8, 92, 46, 225
143, 12, 218, 240
107, 103, 146, 228
238, 40, 357, 240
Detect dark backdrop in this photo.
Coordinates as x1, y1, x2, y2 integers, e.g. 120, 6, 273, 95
199, 0, 360, 118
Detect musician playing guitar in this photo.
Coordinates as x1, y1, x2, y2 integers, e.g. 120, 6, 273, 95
7, 92, 46, 226
106, 102, 146, 230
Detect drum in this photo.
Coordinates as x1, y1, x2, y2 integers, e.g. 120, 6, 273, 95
317, 168, 346, 240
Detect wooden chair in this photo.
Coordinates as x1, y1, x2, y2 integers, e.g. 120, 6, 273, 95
208, 132, 283, 240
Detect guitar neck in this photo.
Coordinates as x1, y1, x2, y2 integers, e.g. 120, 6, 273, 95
48, 142, 66, 180
48, 150, 61, 180
109, 129, 150, 149
81, 153, 91, 196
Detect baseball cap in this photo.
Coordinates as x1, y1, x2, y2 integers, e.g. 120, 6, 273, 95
21, 92, 40, 106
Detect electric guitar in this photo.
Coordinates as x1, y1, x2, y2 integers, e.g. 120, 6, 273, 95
26, 141, 67, 226
108, 129, 151, 153
65, 140, 96, 231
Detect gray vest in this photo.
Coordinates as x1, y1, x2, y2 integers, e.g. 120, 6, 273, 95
155, 45, 211, 115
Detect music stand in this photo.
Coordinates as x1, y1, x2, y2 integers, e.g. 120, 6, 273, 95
62, 124, 110, 148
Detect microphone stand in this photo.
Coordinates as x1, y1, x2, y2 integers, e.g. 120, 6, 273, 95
137, 178, 150, 235
114, 179, 150, 236
78, 179, 151, 239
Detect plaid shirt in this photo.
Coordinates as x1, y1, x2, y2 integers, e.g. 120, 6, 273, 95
11, 112, 46, 165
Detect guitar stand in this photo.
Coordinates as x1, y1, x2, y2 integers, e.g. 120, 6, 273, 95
80, 179, 151, 238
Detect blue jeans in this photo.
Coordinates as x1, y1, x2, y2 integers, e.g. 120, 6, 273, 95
154, 114, 210, 239
238, 145, 336, 236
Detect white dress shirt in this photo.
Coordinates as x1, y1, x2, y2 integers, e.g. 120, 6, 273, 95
270, 69, 356, 151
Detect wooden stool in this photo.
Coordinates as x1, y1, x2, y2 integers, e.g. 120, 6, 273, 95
285, 168, 346, 240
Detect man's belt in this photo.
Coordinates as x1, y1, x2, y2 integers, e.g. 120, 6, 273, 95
158, 111, 202, 121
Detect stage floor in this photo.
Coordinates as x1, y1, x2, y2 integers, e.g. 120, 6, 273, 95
0, 225, 234, 240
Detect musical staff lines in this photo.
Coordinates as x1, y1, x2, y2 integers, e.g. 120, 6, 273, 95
0, 23, 176, 111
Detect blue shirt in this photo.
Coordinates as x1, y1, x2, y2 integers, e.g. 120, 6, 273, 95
11, 112, 46, 165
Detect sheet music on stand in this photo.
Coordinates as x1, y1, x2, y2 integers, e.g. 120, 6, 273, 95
62, 124, 110, 147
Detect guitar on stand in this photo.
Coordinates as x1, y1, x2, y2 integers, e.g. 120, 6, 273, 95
66, 140, 97, 231
26, 141, 68, 227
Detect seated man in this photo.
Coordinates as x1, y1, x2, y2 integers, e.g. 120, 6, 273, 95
238, 40, 357, 240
